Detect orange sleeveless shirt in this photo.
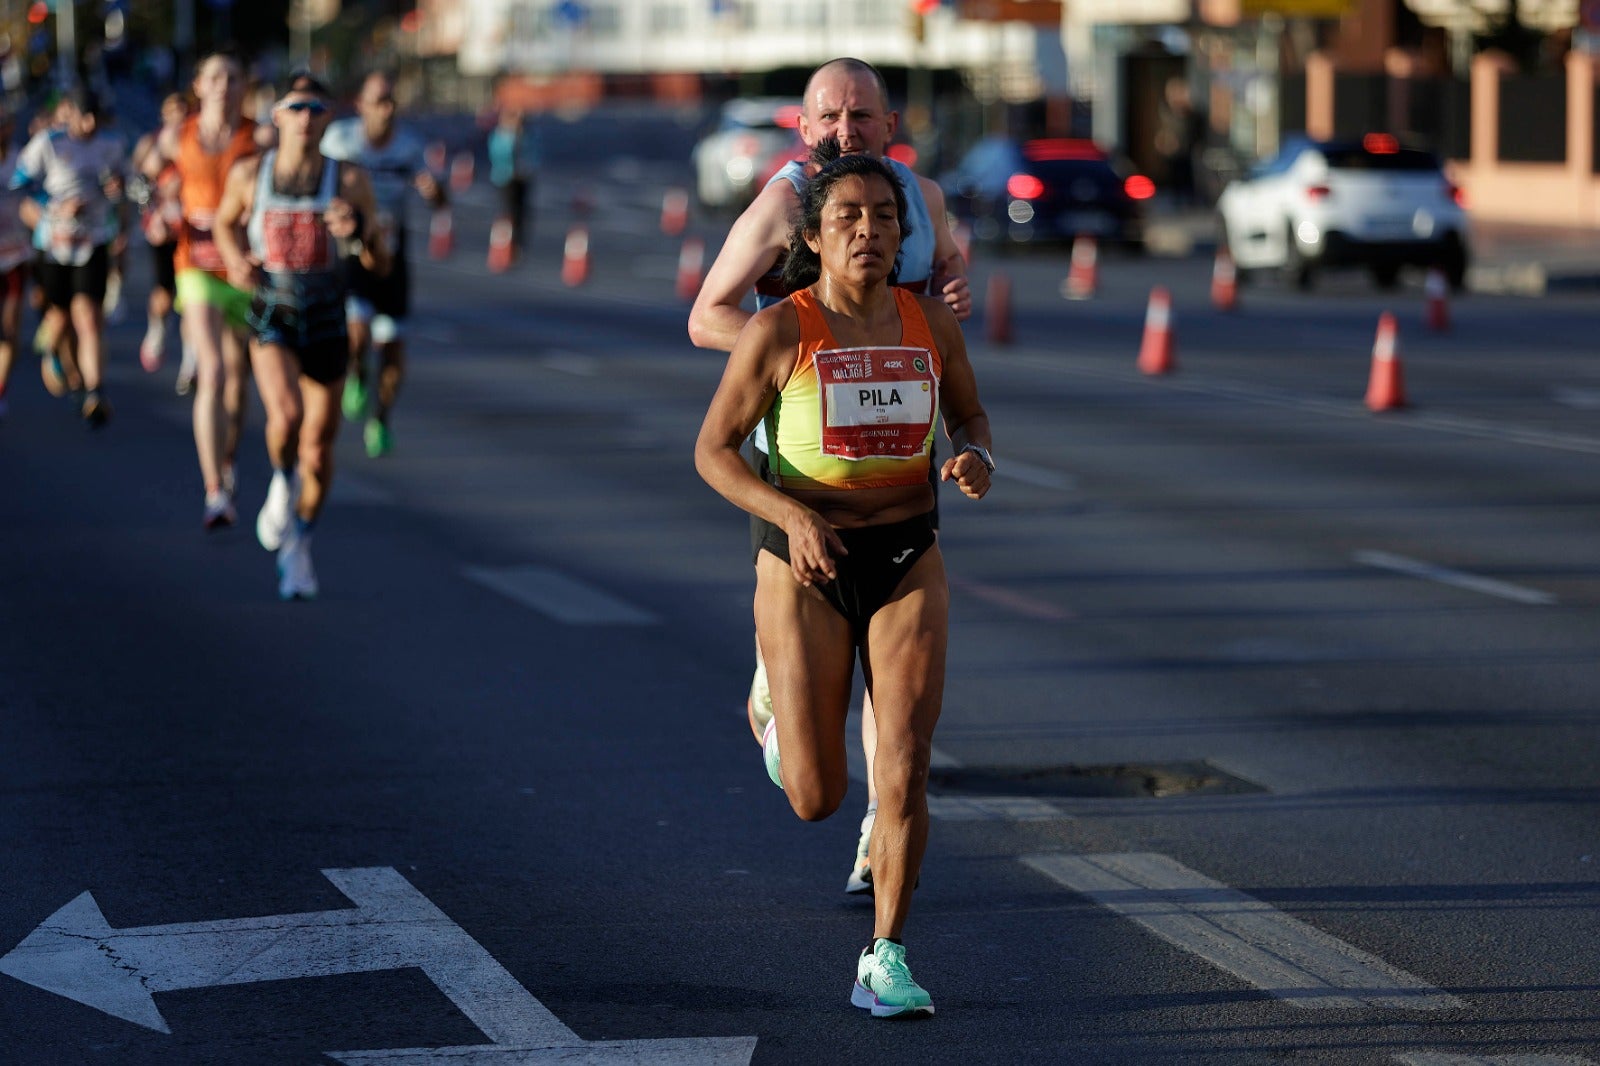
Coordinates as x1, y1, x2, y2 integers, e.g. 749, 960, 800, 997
175, 115, 258, 276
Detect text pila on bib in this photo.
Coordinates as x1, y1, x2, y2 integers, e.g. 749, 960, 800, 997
815, 346, 937, 461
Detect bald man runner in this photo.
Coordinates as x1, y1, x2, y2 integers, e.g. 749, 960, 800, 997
688, 57, 970, 897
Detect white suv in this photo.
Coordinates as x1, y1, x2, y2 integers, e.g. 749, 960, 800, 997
691, 98, 802, 211
1217, 134, 1469, 290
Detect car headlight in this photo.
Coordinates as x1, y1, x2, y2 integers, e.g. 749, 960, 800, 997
1296, 220, 1321, 246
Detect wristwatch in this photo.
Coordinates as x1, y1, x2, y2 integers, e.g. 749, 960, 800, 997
960, 443, 996, 473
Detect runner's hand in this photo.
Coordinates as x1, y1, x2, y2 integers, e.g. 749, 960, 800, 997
941, 451, 991, 500
786, 510, 847, 588
939, 269, 971, 322
325, 198, 360, 240
228, 253, 263, 293
414, 171, 441, 203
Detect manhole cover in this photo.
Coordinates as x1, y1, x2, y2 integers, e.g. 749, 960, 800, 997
929, 761, 1265, 799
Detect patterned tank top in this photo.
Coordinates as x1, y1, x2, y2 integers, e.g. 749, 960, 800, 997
246, 151, 340, 276
765, 287, 942, 491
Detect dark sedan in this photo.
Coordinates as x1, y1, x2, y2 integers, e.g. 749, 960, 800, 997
939, 137, 1153, 250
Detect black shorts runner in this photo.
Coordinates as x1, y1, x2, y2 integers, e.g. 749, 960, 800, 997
248, 272, 349, 385
37, 245, 110, 310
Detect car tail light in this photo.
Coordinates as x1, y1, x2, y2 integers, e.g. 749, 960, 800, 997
1446, 182, 1467, 208
887, 144, 918, 167
733, 135, 760, 158
1363, 132, 1399, 154
1006, 173, 1045, 200
1123, 175, 1155, 200
1305, 184, 1332, 202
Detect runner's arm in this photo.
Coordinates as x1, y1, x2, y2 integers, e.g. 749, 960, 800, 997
686, 180, 795, 352
212, 155, 260, 292
927, 300, 991, 500
694, 304, 847, 585
339, 166, 391, 279
916, 174, 970, 322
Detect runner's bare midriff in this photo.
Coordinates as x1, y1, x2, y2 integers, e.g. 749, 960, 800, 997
785, 483, 934, 530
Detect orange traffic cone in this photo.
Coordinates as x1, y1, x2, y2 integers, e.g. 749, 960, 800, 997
985, 272, 1012, 345
428, 207, 454, 260
1424, 267, 1449, 332
561, 225, 590, 287
661, 187, 689, 237
424, 141, 446, 175
449, 151, 474, 193
1137, 286, 1176, 375
1365, 312, 1407, 411
1211, 248, 1238, 311
1062, 235, 1098, 300
486, 218, 514, 273
676, 237, 705, 301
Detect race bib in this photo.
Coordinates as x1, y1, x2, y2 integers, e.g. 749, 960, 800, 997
185, 210, 224, 271
47, 207, 94, 266
262, 209, 330, 272
815, 346, 937, 461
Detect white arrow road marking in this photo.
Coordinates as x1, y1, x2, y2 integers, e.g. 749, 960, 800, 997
1354, 550, 1557, 606
0, 868, 755, 1063
1395, 1049, 1593, 1056
463, 566, 658, 625
1024, 852, 1462, 1010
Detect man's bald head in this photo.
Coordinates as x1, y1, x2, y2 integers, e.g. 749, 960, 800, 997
798, 58, 897, 159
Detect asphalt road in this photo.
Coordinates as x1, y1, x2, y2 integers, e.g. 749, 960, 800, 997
1, 143, 1597, 1065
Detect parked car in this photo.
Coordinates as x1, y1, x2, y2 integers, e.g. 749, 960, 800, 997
691, 98, 802, 211
938, 137, 1153, 250
1216, 133, 1470, 290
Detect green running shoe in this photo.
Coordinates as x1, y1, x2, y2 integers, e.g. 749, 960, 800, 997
342, 375, 368, 421
761, 717, 782, 790
364, 418, 393, 458
852, 939, 934, 1018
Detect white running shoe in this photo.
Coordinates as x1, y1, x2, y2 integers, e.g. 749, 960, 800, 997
139, 321, 165, 372
846, 807, 876, 895
203, 490, 236, 531
277, 534, 319, 601
175, 342, 197, 396
256, 472, 298, 551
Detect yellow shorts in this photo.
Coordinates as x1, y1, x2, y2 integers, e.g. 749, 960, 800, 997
176, 268, 252, 332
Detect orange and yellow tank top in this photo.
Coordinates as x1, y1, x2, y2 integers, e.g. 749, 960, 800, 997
767, 287, 942, 491
175, 115, 258, 276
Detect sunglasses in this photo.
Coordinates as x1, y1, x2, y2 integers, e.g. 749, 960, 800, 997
277, 100, 328, 115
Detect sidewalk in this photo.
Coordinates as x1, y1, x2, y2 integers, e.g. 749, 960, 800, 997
1142, 208, 1600, 295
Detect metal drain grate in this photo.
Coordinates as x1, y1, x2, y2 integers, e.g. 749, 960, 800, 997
929, 761, 1265, 799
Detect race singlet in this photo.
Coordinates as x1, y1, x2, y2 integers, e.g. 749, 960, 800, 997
814, 345, 938, 462
262, 209, 332, 273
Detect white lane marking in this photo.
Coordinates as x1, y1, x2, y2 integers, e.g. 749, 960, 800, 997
1354, 550, 1557, 606
1002, 352, 1600, 457
1024, 852, 1463, 1010
463, 565, 658, 625
949, 574, 1074, 622
994, 458, 1078, 491
539, 351, 599, 376
926, 794, 1065, 821
1395, 1049, 1593, 1056
1552, 386, 1600, 410
0, 867, 753, 1063
332, 1038, 758, 1064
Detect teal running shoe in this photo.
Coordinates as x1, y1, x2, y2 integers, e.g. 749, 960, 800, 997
852, 939, 934, 1018
747, 644, 773, 741
342, 375, 368, 421
761, 716, 782, 790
